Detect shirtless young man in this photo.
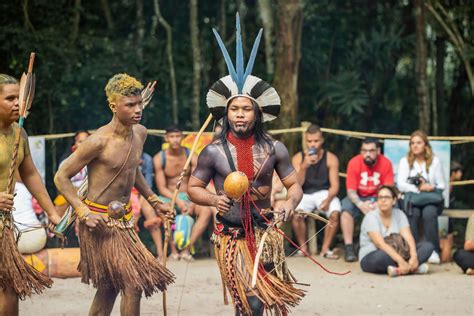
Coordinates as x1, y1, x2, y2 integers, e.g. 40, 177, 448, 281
55, 73, 174, 315
0, 73, 61, 316
153, 125, 213, 260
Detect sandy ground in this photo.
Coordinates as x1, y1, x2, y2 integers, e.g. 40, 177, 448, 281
20, 257, 473, 316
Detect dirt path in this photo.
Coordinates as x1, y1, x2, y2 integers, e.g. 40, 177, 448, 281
20, 258, 473, 315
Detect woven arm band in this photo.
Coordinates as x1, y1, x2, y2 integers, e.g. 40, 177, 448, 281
147, 194, 163, 208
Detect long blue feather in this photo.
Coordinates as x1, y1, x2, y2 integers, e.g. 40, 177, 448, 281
235, 13, 244, 93
212, 28, 237, 84
244, 28, 263, 81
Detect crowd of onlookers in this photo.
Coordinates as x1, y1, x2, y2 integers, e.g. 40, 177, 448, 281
13, 124, 473, 277
271, 124, 473, 277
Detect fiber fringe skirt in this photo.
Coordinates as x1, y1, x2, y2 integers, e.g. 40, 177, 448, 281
212, 227, 305, 315
0, 213, 52, 299
78, 209, 175, 297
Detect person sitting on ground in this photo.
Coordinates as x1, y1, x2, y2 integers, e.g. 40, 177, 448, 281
453, 214, 474, 275
292, 124, 341, 259
153, 125, 213, 261
359, 185, 433, 277
341, 137, 394, 262
397, 130, 446, 264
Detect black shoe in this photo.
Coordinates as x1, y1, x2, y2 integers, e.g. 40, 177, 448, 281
344, 244, 357, 262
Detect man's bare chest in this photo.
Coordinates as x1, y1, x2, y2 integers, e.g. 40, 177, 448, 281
164, 155, 186, 178
98, 139, 142, 173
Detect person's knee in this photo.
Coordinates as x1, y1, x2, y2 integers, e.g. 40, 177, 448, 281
419, 241, 435, 253
421, 205, 438, 219
341, 210, 353, 223
123, 287, 142, 300
329, 212, 340, 225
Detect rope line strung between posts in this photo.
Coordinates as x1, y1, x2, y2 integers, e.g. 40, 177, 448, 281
33, 127, 474, 143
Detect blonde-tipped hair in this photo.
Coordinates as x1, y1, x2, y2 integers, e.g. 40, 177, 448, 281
407, 130, 433, 171
0, 74, 18, 93
104, 73, 143, 104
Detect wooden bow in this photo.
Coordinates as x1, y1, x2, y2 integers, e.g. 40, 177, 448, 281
251, 208, 348, 288
161, 113, 213, 316
6, 53, 36, 195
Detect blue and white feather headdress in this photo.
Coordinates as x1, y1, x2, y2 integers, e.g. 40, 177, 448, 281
206, 13, 281, 123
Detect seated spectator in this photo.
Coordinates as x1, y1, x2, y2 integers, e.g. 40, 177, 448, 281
341, 138, 394, 262
440, 161, 464, 262
359, 185, 433, 277
397, 130, 446, 264
453, 214, 474, 275
153, 125, 213, 261
292, 124, 341, 259
14, 180, 47, 254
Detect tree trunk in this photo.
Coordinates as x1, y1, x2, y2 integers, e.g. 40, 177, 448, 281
100, 0, 114, 32
435, 37, 446, 134
273, 0, 303, 154
70, 0, 81, 43
22, 0, 35, 32
135, 0, 145, 71
414, 0, 430, 133
425, 2, 474, 97
257, 0, 275, 80
152, 0, 178, 124
190, 0, 201, 130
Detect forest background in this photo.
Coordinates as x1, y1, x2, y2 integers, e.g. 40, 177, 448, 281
1, 0, 473, 210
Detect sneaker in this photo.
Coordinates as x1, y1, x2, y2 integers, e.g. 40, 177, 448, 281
428, 251, 441, 264
180, 253, 195, 262
344, 244, 357, 262
387, 265, 400, 277
466, 268, 474, 275
415, 263, 429, 274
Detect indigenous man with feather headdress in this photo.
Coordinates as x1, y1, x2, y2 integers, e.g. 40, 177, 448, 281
54, 73, 175, 315
0, 73, 61, 315
187, 15, 305, 316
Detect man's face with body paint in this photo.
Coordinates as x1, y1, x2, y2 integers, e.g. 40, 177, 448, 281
110, 94, 143, 126
227, 96, 257, 138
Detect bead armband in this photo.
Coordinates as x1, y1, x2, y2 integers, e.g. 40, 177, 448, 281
75, 204, 91, 221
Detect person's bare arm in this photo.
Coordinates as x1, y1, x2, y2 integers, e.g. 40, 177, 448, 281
279, 173, 303, 221
54, 135, 103, 210
134, 168, 155, 199
153, 152, 174, 199
275, 141, 303, 221
400, 226, 419, 271
292, 152, 306, 186
19, 130, 60, 224
187, 145, 231, 214
320, 152, 339, 211
465, 240, 474, 251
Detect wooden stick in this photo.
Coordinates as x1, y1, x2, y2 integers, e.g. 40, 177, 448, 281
161, 113, 213, 316
295, 210, 330, 224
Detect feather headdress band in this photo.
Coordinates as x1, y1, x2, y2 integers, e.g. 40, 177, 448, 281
206, 13, 280, 122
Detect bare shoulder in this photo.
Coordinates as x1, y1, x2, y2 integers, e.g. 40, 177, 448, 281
327, 151, 339, 164
80, 129, 107, 152
153, 150, 164, 168
273, 140, 290, 157
133, 124, 148, 142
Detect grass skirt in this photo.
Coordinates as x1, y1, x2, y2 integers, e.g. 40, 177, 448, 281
212, 227, 305, 315
0, 214, 52, 299
78, 217, 175, 297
